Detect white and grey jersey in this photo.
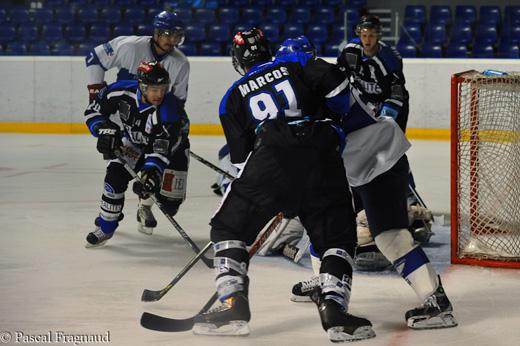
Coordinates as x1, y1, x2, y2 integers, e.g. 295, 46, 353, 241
86, 35, 190, 102
341, 85, 410, 187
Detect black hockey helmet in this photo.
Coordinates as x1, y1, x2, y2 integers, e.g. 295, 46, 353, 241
355, 15, 382, 36
231, 27, 272, 75
137, 61, 170, 86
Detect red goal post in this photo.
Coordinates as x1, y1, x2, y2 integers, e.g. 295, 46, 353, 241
451, 70, 520, 268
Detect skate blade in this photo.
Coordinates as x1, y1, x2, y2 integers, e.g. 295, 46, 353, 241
327, 326, 376, 342
85, 239, 108, 248
290, 295, 313, 303
408, 312, 458, 329
137, 224, 154, 235
192, 321, 250, 336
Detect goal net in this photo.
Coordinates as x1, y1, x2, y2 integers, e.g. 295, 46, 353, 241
451, 70, 520, 268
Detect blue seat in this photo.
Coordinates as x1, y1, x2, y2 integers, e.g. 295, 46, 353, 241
76, 43, 93, 56
89, 23, 111, 42
497, 40, 519, 58
54, 7, 76, 25
77, 8, 99, 24
479, 6, 501, 25
68, 0, 90, 5
404, 5, 426, 25
255, 0, 273, 6
454, 5, 477, 25
430, 5, 452, 26
283, 23, 304, 38
401, 23, 422, 44
306, 24, 328, 44
233, 24, 249, 35
475, 23, 498, 44
29, 41, 51, 55
179, 42, 197, 56
420, 42, 443, 57
450, 22, 473, 45
322, 0, 344, 6
99, 8, 122, 25
330, 25, 347, 44
228, 0, 249, 6
114, 0, 136, 6
323, 43, 341, 57
266, 8, 287, 25
65, 23, 87, 43
41, 23, 63, 42
136, 24, 152, 35
445, 43, 467, 58
0, 8, 6, 22
472, 42, 494, 58
350, 0, 367, 8
313, 7, 335, 25
219, 7, 239, 25
199, 42, 222, 56
277, 0, 298, 6
396, 41, 417, 57
206, 24, 230, 43
52, 40, 74, 56
5, 42, 28, 55
241, 7, 263, 25
32, 9, 54, 25
8, 8, 30, 24
194, 8, 216, 24
185, 25, 205, 43
18, 24, 39, 42
137, 0, 156, 6
113, 23, 135, 37
505, 6, 520, 24
176, 8, 193, 22
290, 7, 311, 24
424, 23, 446, 44
46, 0, 66, 5
123, 8, 146, 26
261, 24, 280, 42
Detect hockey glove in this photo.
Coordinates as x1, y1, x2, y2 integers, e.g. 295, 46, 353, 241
88, 82, 107, 102
133, 167, 162, 199
96, 120, 122, 160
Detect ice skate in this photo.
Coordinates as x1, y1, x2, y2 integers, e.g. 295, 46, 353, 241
290, 275, 319, 302
311, 288, 375, 342
137, 204, 157, 235
85, 220, 113, 248
354, 243, 392, 271
406, 276, 458, 329
192, 292, 251, 336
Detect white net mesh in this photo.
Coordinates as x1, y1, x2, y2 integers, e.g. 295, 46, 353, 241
455, 71, 520, 262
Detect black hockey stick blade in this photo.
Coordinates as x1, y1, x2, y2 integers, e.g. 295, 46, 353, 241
140, 312, 195, 332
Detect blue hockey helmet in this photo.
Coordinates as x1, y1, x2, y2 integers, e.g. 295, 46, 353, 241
231, 27, 272, 75
276, 35, 317, 58
153, 11, 185, 45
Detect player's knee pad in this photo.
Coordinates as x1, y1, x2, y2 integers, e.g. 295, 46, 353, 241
213, 240, 249, 300
320, 248, 354, 281
100, 182, 125, 225
105, 162, 131, 192
319, 248, 354, 309
374, 228, 415, 263
159, 169, 187, 201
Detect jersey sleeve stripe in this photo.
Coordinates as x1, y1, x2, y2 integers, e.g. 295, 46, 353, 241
325, 78, 349, 98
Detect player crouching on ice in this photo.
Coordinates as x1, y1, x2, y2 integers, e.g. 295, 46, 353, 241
84, 61, 189, 247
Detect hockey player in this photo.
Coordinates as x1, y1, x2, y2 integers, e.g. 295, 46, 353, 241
84, 61, 189, 247
337, 15, 433, 243
192, 28, 375, 342
85, 10, 190, 235
289, 33, 458, 329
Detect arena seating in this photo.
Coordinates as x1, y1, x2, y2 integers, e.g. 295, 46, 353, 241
0, 1, 517, 58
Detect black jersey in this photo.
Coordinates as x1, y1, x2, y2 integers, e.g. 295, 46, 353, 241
84, 80, 188, 172
338, 39, 408, 115
219, 53, 349, 166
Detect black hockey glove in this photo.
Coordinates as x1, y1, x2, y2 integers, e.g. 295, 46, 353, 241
133, 167, 162, 199
96, 120, 122, 160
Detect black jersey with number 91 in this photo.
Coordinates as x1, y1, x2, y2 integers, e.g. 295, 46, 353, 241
219, 53, 350, 165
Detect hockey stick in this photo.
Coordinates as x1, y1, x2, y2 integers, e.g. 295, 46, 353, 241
140, 212, 285, 332
141, 241, 213, 302
116, 152, 213, 268
189, 150, 235, 180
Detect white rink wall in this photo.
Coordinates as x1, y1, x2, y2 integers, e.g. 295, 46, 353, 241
0, 56, 518, 128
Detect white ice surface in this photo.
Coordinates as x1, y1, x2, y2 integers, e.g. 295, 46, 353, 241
0, 134, 519, 346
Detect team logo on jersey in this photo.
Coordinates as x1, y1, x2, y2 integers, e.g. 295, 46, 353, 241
102, 43, 114, 56
118, 101, 131, 121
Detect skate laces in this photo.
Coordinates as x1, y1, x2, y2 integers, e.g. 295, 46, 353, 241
205, 297, 235, 314
301, 276, 319, 290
